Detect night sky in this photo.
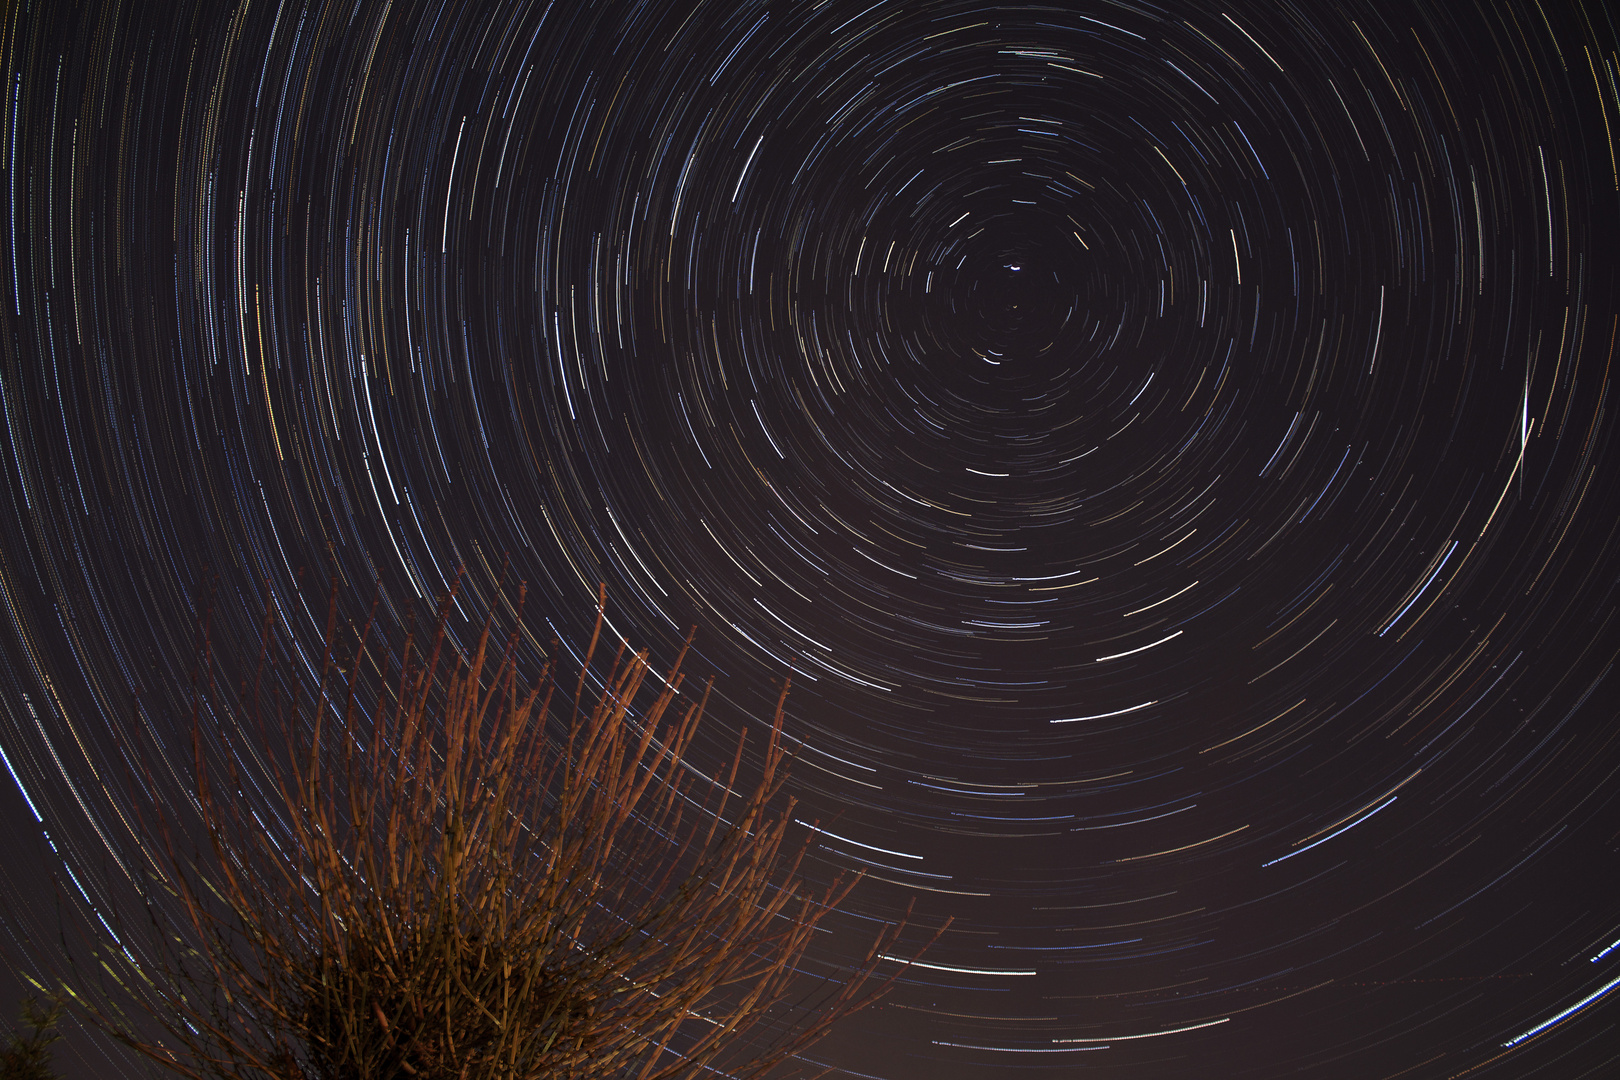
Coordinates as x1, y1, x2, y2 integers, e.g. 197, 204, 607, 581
2, 0, 1620, 1077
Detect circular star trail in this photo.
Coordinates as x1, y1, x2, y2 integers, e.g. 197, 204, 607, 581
3, 1, 1620, 1077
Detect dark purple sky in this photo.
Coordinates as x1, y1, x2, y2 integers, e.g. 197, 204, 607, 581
3, 1, 1619, 1077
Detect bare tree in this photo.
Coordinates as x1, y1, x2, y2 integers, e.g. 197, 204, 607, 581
50, 574, 938, 1080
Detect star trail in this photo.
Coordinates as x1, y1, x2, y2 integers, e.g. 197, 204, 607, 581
2, 0, 1620, 1076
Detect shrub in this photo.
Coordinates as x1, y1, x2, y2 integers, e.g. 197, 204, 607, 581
53, 575, 936, 1080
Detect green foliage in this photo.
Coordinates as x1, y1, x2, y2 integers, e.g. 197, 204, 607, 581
0, 997, 62, 1080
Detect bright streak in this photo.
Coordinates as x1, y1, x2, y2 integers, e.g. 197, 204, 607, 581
1058, 1017, 1231, 1043
733, 134, 764, 202
880, 956, 1036, 976
1053, 700, 1157, 723
933, 1042, 1105, 1053
1503, 971, 1620, 1047
795, 820, 923, 859
1378, 541, 1458, 636
1096, 631, 1183, 661
1262, 797, 1397, 867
